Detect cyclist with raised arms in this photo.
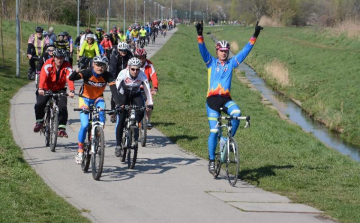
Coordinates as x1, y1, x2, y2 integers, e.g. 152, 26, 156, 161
69, 55, 120, 164
195, 21, 263, 174
33, 49, 75, 137
27, 26, 50, 80
109, 42, 133, 123
113, 57, 153, 157
134, 48, 158, 129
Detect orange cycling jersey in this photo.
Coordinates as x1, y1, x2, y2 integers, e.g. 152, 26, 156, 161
69, 69, 116, 99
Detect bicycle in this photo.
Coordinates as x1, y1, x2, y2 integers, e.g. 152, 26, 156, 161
151, 33, 156, 44
212, 108, 250, 186
40, 91, 68, 152
74, 106, 113, 180
119, 105, 146, 169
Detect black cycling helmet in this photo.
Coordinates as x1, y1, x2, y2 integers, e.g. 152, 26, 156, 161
58, 32, 65, 36
35, 26, 44, 33
63, 31, 69, 36
80, 31, 85, 35
53, 48, 67, 57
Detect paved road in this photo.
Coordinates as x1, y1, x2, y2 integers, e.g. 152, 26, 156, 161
10, 28, 336, 223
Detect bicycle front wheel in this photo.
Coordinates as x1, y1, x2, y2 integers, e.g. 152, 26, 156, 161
139, 116, 147, 147
44, 107, 50, 147
226, 138, 240, 186
49, 108, 58, 152
91, 126, 105, 180
127, 126, 138, 169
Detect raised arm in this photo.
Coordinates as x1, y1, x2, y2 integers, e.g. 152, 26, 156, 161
233, 22, 263, 69
196, 21, 213, 67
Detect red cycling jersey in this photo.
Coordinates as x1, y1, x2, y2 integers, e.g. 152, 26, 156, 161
38, 58, 75, 92
100, 39, 113, 50
140, 60, 158, 89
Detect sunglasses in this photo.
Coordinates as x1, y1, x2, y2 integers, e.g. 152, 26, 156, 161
119, 50, 127, 53
130, 68, 140, 72
94, 63, 106, 68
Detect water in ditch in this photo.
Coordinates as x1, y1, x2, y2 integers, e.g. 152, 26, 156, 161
238, 63, 360, 162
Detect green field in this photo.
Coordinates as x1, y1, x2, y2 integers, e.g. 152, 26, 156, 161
207, 25, 360, 146
1, 20, 360, 223
0, 20, 90, 223
150, 25, 360, 223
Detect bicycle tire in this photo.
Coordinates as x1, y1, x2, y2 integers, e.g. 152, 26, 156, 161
226, 138, 240, 186
81, 142, 91, 172
213, 152, 221, 178
49, 107, 58, 152
120, 128, 127, 162
127, 126, 138, 169
35, 74, 39, 88
44, 107, 50, 147
91, 126, 105, 180
139, 116, 147, 147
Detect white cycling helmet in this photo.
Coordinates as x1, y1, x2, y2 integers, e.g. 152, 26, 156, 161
93, 55, 109, 66
117, 42, 128, 50
86, 34, 96, 39
128, 57, 142, 68
216, 40, 230, 51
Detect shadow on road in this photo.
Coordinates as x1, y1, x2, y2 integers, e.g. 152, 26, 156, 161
101, 156, 200, 182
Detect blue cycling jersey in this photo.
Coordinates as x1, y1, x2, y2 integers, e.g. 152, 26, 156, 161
197, 36, 257, 98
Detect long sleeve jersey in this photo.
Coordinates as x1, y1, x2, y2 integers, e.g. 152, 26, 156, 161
79, 41, 100, 58
115, 68, 153, 106
69, 69, 118, 101
197, 35, 257, 98
38, 58, 74, 92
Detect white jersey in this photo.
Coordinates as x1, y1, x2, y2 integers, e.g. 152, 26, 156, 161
115, 68, 153, 105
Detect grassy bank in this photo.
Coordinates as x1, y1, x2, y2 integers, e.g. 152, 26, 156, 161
0, 20, 89, 222
207, 25, 360, 146
151, 25, 360, 223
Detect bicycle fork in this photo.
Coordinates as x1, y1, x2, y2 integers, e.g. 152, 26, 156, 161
90, 122, 104, 154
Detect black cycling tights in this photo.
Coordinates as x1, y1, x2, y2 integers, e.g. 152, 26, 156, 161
115, 93, 145, 146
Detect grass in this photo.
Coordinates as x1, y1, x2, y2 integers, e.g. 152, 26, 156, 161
0, 19, 90, 222
150, 25, 360, 223
208, 25, 360, 145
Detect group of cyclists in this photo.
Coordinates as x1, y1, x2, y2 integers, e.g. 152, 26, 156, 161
29, 19, 170, 164
29, 19, 264, 178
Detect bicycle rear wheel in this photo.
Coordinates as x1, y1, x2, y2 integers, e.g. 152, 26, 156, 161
49, 107, 58, 152
81, 142, 91, 172
226, 138, 240, 186
91, 126, 105, 180
127, 126, 138, 169
213, 152, 222, 178
139, 116, 147, 147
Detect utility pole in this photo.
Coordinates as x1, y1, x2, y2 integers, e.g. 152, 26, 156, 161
107, 0, 110, 33
123, 0, 126, 32
189, 0, 192, 24
135, 0, 137, 24
16, 0, 20, 77
143, 0, 145, 26
77, 0, 80, 37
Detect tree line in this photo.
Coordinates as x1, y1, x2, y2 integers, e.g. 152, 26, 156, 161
2, 0, 360, 27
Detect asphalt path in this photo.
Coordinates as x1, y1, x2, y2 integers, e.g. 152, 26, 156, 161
10, 28, 336, 223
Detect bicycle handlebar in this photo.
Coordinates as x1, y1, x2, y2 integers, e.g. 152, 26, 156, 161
116, 105, 146, 112
218, 115, 251, 128
44, 91, 69, 97
74, 107, 113, 114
